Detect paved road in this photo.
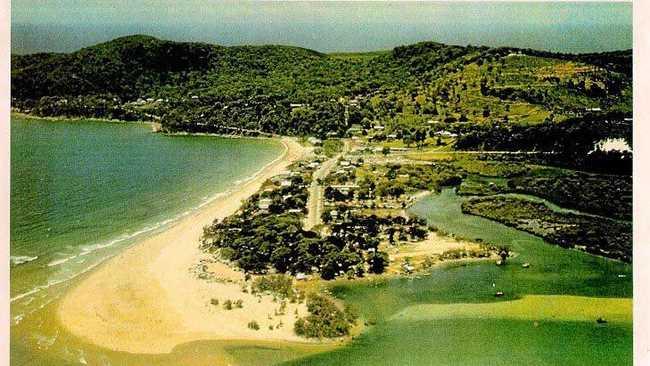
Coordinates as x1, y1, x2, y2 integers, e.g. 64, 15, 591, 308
304, 140, 350, 231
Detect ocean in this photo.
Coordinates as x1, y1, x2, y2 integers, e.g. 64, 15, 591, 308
10, 116, 283, 364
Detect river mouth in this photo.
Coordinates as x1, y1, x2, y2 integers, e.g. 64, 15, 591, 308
282, 188, 631, 365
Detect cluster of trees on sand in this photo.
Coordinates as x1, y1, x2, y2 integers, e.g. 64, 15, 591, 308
294, 293, 358, 338
203, 211, 393, 280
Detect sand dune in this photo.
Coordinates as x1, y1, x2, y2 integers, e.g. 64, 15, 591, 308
58, 138, 311, 354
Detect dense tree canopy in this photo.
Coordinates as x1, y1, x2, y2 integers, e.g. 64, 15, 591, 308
12, 35, 632, 139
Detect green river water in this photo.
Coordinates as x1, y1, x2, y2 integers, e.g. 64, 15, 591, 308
282, 188, 632, 366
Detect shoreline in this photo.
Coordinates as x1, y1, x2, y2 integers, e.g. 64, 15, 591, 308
12, 111, 279, 138
10, 111, 157, 127
57, 137, 313, 354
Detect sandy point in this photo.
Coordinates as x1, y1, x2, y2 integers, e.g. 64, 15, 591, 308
57, 137, 313, 354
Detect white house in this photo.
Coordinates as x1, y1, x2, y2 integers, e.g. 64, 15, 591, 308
308, 137, 323, 146
258, 198, 273, 210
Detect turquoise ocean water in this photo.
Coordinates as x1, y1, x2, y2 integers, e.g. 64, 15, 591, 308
10, 116, 283, 363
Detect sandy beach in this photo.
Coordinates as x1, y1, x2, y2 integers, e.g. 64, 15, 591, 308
58, 137, 311, 354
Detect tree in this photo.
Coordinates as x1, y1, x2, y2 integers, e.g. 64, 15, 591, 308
367, 251, 389, 274
414, 129, 426, 148
497, 246, 510, 265
402, 132, 415, 147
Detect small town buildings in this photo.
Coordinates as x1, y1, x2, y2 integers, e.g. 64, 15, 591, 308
280, 179, 293, 188
434, 131, 458, 138
347, 124, 364, 136
330, 184, 360, 195
271, 173, 291, 183
308, 137, 323, 146
397, 174, 410, 182
258, 198, 273, 210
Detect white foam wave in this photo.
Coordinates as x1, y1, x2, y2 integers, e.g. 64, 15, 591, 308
11, 256, 109, 303
10, 255, 39, 266
11, 142, 289, 306
47, 255, 77, 267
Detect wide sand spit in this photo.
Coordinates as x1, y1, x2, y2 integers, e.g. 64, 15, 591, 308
58, 137, 311, 354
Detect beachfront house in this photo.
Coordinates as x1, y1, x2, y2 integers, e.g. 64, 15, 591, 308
258, 198, 273, 211
271, 173, 291, 183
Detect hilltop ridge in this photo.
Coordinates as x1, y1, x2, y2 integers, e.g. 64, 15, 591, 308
11, 35, 632, 142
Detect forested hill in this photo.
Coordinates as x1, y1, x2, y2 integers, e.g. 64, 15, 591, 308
12, 35, 632, 138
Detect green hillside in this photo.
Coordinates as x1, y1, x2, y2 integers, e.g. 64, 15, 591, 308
11, 35, 632, 138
